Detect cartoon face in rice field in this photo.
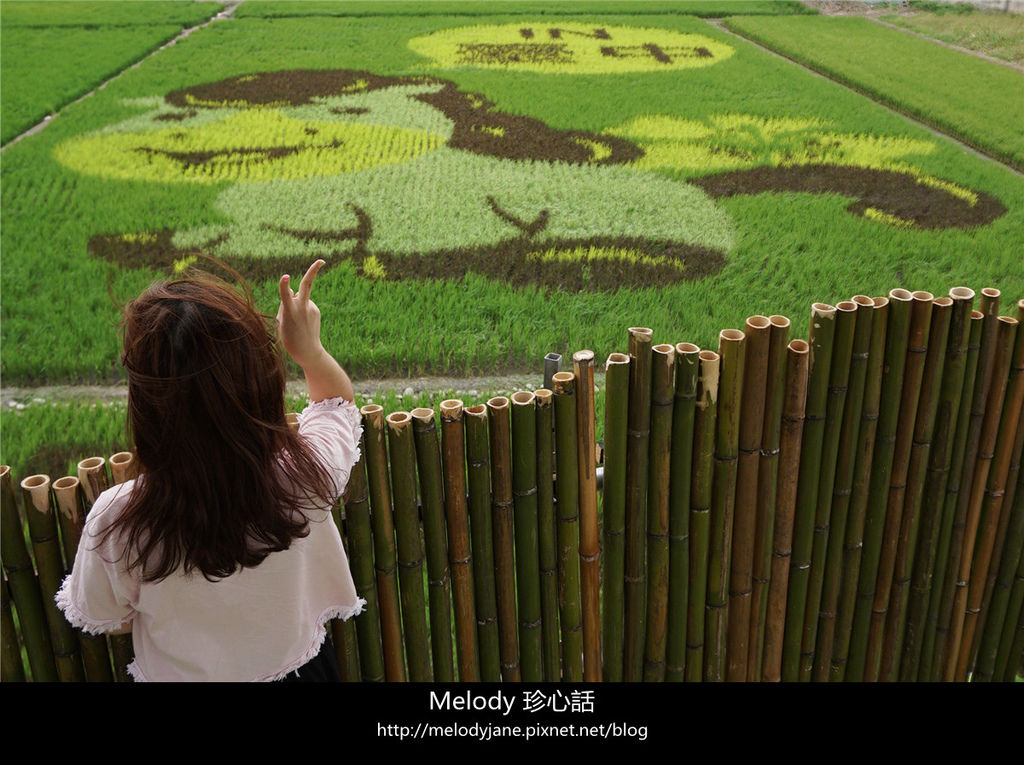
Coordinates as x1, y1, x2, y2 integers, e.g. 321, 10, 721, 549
55, 69, 1006, 291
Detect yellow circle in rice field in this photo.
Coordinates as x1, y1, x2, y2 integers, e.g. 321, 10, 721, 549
408, 22, 733, 74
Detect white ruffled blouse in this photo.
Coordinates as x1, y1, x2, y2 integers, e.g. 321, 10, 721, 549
56, 397, 366, 681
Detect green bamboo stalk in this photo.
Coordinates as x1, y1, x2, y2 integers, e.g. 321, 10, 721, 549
934, 288, 1001, 677
52, 476, 114, 683
798, 301, 858, 682
727, 316, 770, 681
510, 391, 543, 682
667, 343, 700, 682
488, 396, 521, 682
1, 574, 25, 681
361, 405, 405, 682
574, 350, 602, 681
534, 388, 561, 681
1, 466, 58, 682
880, 296, 952, 681
601, 354, 629, 682
901, 287, 975, 681
864, 290, 933, 681
922, 310, 984, 680
644, 343, 676, 682
21, 475, 85, 682
687, 350, 719, 682
104, 457, 136, 682
708, 328, 745, 682
762, 339, 809, 681
386, 411, 432, 682
465, 404, 501, 682
553, 372, 583, 682
813, 295, 874, 683
782, 303, 836, 682
847, 288, 914, 681
439, 399, 480, 683
748, 317, 790, 681
331, 617, 361, 682
830, 296, 889, 681
340, 441, 385, 682
953, 317, 1020, 680
624, 327, 653, 682
411, 407, 455, 682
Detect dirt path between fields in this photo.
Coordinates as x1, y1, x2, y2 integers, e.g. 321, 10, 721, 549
1, 1, 243, 152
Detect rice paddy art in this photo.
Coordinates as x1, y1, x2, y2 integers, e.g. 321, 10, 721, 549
55, 65, 1005, 292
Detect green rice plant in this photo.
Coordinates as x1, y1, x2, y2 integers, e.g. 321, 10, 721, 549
724, 15, 1024, 169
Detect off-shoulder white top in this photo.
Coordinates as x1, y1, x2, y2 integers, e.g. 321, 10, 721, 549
56, 397, 366, 682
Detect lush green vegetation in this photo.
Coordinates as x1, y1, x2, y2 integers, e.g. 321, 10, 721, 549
882, 4, 1024, 66
0, 1, 222, 144
1, 10, 1021, 392
236, 1, 815, 19
723, 14, 1024, 170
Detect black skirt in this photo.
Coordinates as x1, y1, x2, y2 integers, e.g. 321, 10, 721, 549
279, 634, 341, 682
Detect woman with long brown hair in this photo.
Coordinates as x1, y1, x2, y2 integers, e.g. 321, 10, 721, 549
57, 260, 363, 681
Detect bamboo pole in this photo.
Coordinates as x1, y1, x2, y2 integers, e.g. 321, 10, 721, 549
973, 316, 1024, 675
847, 288, 913, 681
361, 405, 405, 682
340, 443, 385, 682
574, 350, 602, 682
708, 328, 745, 681
553, 372, 583, 682
332, 617, 361, 682
813, 295, 874, 683
727, 316, 769, 681
688, 350, 719, 682
667, 343, 700, 682
863, 290, 933, 681
109, 451, 138, 484
510, 391, 543, 682
748, 317, 789, 681
21, 474, 85, 682
103, 455, 136, 682
995, 490, 1024, 681
411, 407, 455, 682
1, 574, 25, 682
782, 303, 836, 682
934, 288, 1001, 677
488, 396, 521, 682
762, 340, 809, 681
624, 328, 653, 681
922, 310, 984, 680
878, 295, 952, 681
644, 343, 675, 681
534, 388, 561, 681
52, 476, 114, 683
76, 457, 109, 508
901, 288, 975, 680
386, 411, 432, 682
952, 317, 1020, 680
830, 296, 889, 681
601, 354, 630, 682
465, 404, 501, 682
0, 466, 58, 682
439, 399, 479, 683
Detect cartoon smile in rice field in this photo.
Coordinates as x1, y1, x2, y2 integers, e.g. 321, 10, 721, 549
54, 25, 1006, 292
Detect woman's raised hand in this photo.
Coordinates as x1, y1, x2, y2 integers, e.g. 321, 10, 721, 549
277, 260, 326, 369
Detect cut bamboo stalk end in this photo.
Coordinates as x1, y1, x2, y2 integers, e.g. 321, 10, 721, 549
698, 350, 721, 406
52, 476, 82, 520
487, 396, 510, 411
77, 457, 108, 506
386, 411, 412, 429
21, 475, 51, 513
533, 389, 552, 406
440, 399, 463, 420
410, 407, 435, 424
511, 391, 536, 406
950, 287, 976, 303
285, 412, 299, 431
110, 451, 137, 484
552, 371, 575, 394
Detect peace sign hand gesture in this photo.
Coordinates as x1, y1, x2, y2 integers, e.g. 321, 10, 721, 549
277, 259, 326, 369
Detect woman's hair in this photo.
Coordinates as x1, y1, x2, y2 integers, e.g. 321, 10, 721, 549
102, 272, 337, 582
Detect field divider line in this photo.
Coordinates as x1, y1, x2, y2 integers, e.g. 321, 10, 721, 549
869, 17, 1024, 75
1, 1, 243, 153
705, 17, 1023, 179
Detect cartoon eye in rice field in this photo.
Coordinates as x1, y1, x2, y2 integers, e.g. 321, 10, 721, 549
55, 69, 1006, 292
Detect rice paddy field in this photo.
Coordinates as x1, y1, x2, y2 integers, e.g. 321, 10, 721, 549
2, 0, 1023, 477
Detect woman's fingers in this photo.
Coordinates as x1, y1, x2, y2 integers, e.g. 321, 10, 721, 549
278, 274, 294, 311
297, 259, 325, 303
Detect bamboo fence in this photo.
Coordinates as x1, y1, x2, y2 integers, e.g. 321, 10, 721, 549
4, 285, 1023, 682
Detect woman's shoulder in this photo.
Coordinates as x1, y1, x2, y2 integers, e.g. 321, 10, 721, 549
83, 479, 138, 536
